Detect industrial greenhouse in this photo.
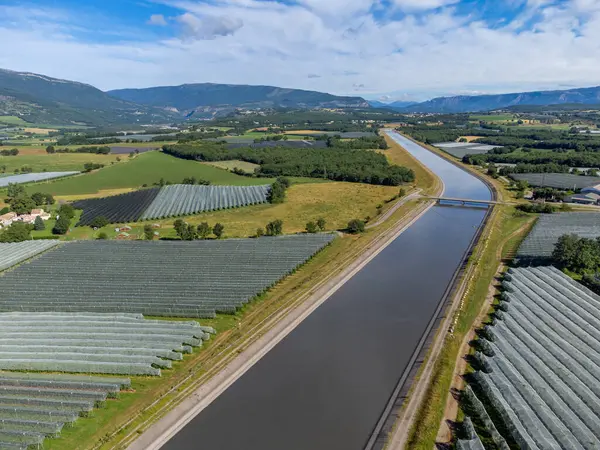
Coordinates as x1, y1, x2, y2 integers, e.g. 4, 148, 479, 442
0, 235, 335, 318
466, 266, 600, 449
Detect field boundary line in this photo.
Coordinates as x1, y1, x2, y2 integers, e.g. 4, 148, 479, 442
126, 200, 435, 450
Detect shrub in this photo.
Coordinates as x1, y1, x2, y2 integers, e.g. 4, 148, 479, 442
97, 232, 108, 240
255, 227, 265, 238
213, 223, 224, 239
144, 224, 154, 240
316, 218, 326, 231
347, 219, 365, 234
266, 219, 283, 236
197, 222, 212, 239
305, 221, 318, 233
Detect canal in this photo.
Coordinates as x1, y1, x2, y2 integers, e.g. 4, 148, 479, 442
162, 131, 492, 450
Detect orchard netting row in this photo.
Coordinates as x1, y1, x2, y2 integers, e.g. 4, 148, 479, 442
516, 212, 600, 261
467, 266, 600, 448
140, 184, 271, 220
0, 235, 335, 318
0, 372, 129, 450
71, 184, 271, 226
73, 188, 161, 226
0, 241, 60, 272
0, 172, 79, 188
0, 313, 215, 376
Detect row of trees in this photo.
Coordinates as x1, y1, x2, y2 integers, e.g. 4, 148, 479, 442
0, 148, 19, 156
162, 143, 414, 186
268, 177, 290, 204
173, 219, 225, 240
46, 145, 111, 155
464, 151, 600, 170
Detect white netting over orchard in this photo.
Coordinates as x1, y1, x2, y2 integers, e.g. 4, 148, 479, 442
0, 241, 61, 272
0, 235, 335, 317
467, 266, 600, 449
0, 372, 129, 450
0, 313, 215, 376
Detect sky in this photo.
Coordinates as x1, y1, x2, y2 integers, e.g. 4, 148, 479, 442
0, 0, 599, 101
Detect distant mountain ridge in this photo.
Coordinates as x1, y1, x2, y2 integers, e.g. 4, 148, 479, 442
403, 86, 600, 113
108, 83, 369, 118
0, 68, 174, 126
368, 100, 416, 110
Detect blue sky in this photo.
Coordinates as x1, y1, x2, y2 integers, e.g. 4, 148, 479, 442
0, 0, 599, 101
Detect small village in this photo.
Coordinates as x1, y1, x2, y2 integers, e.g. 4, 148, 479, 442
0, 208, 51, 228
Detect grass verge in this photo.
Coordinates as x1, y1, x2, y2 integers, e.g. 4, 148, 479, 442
403, 206, 534, 449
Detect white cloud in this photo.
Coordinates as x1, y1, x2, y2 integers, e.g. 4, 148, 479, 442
147, 14, 168, 26
176, 12, 243, 40
0, 1, 599, 100
390, 0, 460, 10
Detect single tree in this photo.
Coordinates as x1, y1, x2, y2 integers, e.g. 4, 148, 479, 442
57, 204, 75, 220
173, 219, 186, 235
213, 223, 224, 239
305, 221, 318, 233
144, 224, 154, 240
398, 188, 406, 198
6, 183, 25, 199
347, 219, 365, 234
89, 216, 109, 229
197, 222, 212, 239
52, 216, 71, 235
33, 216, 45, 231
31, 192, 46, 206
45, 145, 55, 154
316, 217, 326, 231
256, 227, 265, 238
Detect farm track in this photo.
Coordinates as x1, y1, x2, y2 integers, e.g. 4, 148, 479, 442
366, 188, 421, 229
117, 199, 436, 450
435, 216, 537, 445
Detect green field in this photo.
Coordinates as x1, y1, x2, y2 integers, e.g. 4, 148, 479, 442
0, 153, 124, 173
0, 115, 29, 126
22, 151, 276, 196
469, 114, 516, 122
203, 160, 260, 173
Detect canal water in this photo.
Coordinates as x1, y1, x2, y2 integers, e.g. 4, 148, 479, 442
163, 131, 491, 450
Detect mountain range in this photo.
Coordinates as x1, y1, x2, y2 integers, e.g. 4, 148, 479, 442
1, 67, 600, 127
0, 69, 368, 126
401, 86, 600, 113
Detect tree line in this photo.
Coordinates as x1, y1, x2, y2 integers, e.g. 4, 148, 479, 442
162, 143, 414, 186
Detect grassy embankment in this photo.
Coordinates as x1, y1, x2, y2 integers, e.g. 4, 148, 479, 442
202, 159, 260, 173
43, 132, 438, 450
403, 205, 535, 449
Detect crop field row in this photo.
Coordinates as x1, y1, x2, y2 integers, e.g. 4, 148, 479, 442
467, 266, 600, 448
0, 241, 61, 272
73, 187, 161, 226
0, 372, 129, 450
510, 173, 600, 190
72, 184, 271, 225
0, 313, 214, 376
516, 212, 600, 261
0, 172, 79, 188
0, 235, 335, 317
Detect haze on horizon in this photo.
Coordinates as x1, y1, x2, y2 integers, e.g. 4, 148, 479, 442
0, 0, 599, 102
